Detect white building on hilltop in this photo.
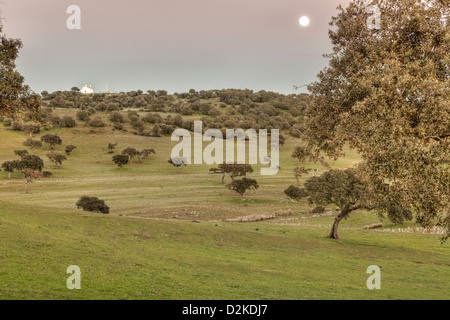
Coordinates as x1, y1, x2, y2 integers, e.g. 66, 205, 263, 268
80, 85, 94, 94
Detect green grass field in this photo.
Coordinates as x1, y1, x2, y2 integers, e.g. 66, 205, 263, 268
0, 111, 448, 300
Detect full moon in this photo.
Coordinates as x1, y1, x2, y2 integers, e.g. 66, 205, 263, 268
299, 16, 310, 27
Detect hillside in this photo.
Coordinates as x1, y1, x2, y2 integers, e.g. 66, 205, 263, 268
0, 110, 448, 299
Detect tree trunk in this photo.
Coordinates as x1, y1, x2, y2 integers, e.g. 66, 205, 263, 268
222, 173, 225, 183
326, 214, 344, 239
178, 167, 181, 174
295, 176, 300, 186
25, 181, 29, 194
8, 172, 11, 179
240, 193, 244, 200
326, 205, 356, 240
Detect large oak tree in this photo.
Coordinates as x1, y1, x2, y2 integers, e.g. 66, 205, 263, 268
301, 0, 449, 240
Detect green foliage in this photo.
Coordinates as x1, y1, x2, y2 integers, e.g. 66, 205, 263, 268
284, 185, 308, 201
89, 117, 105, 128
23, 138, 42, 150
227, 177, 259, 200
76, 196, 110, 214
65, 145, 77, 155
112, 154, 129, 169
303, 0, 450, 240
40, 134, 62, 149
46, 152, 67, 167
20, 154, 44, 172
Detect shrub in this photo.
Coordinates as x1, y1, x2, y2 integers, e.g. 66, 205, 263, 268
62, 116, 76, 128
23, 138, 42, 150
110, 112, 124, 123
49, 116, 63, 127
159, 124, 175, 135
65, 145, 77, 155
284, 185, 308, 200
131, 120, 145, 132
113, 123, 124, 130
3, 118, 12, 127
180, 106, 194, 115
42, 171, 53, 178
76, 196, 110, 214
107, 103, 120, 112
311, 206, 326, 214
208, 108, 222, 117
76, 110, 90, 121
11, 121, 23, 131
142, 113, 162, 124
89, 117, 105, 128
151, 125, 161, 137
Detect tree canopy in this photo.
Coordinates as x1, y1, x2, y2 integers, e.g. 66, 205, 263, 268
0, 26, 40, 118
301, 0, 449, 240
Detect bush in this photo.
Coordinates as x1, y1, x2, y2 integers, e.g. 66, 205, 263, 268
76, 196, 110, 214
62, 116, 76, 128
89, 117, 105, 128
180, 106, 194, 115
76, 110, 90, 121
11, 121, 23, 131
49, 116, 63, 127
159, 124, 175, 135
113, 123, 124, 130
107, 103, 120, 112
110, 112, 125, 123
3, 118, 12, 127
311, 206, 326, 214
208, 108, 222, 117
42, 171, 53, 178
131, 120, 145, 132
284, 185, 308, 200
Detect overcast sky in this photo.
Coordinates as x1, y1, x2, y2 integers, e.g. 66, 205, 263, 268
1, 0, 351, 94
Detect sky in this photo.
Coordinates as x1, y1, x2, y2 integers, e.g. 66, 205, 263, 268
1, 0, 351, 94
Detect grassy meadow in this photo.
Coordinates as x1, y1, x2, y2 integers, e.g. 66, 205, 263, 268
0, 109, 448, 299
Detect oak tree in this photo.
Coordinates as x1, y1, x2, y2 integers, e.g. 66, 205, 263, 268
302, 0, 450, 240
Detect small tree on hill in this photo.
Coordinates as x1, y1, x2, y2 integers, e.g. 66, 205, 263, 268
40, 134, 62, 150
122, 147, 140, 164
209, 164, 228, 183
304, 168, 374, 240
22, 123, 40, 138
168, 157, 187, 174
23, 168, 42, 194
20, 154, 44, 172
139, 149, 156, 162
108, 142, 118, 154
19, 155, 44, 194
1, 160, 21, 178
293, 167, 311, 186
227, 177, 259, 200
76, 196, 110, 214
112, 154, 129, 169
46, 152, 67, 168
23, 138, 42, 151
65, 145, 77, 155
228, 164, 254, 181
